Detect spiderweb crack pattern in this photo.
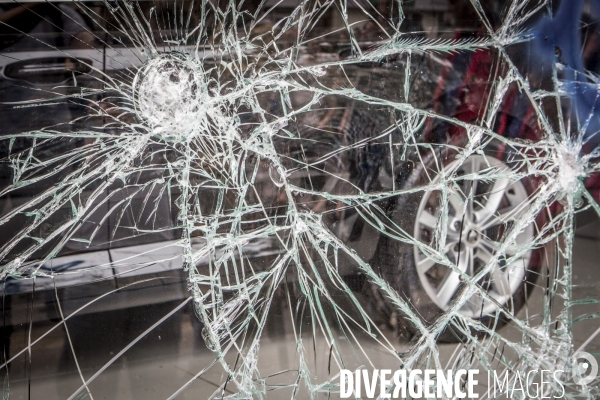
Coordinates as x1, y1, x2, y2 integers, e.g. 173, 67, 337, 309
0, 0, 599, 398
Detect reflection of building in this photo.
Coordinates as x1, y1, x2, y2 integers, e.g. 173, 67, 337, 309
262, 0, 374, 32
259, 0, 453, 40
413, 0, 448, 38
413, 0, 447, 9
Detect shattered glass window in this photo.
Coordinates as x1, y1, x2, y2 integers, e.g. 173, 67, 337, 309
1, 0, 599, 398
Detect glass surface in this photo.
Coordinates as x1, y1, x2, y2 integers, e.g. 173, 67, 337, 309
1, 0, 599, 398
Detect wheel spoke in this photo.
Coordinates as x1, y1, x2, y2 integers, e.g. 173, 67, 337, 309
475, 244, 512, 297
479, 203, 522, 230
418, 210, 437, 229
474, 177, 510, 224
470, 155, 481, 176
475, 244, 495, 265
491, 267, 511, 297
464, 293, 484, 315
448, 191, 466, 215
437, 269, 461, 307
467, 158, 480, 216
481, 240, 517, 257
446, 230, 461, 241
465, 247, 474, 276
417, 256, 436, 273
457, 245, 471, 273
437, 250, 470, 306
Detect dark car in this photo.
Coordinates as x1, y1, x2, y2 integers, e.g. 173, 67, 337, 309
0, 0, 595, 349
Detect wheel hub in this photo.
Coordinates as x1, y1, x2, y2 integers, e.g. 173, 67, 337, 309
466, 229, 479, 244
413, 154, 535, 317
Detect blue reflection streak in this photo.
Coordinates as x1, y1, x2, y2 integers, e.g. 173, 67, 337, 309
531, 0, 600, 149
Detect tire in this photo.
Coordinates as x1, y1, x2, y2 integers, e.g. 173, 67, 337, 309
367, 142, 545, 342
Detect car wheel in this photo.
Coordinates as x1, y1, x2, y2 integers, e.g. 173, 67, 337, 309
368, 144, 545, 342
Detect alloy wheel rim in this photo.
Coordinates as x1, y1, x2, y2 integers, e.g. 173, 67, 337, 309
413, 154, 535, 318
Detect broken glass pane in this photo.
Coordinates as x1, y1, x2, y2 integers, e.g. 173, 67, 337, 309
0, 0, 599, 398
